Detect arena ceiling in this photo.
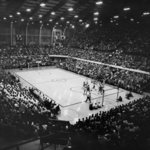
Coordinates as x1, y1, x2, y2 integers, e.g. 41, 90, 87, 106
0, 0, 150, 27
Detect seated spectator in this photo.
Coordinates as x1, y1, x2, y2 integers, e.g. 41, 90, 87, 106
117, 96, 123, 102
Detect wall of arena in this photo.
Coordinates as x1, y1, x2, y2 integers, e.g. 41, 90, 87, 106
0, 22, 52, 45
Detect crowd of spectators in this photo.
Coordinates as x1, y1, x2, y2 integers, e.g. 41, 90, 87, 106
59, 59, 150, 93
71, 95, 150, 150
48, 47, 150, 72
62, 24, 150, 72
1, 46, 149, 72
0, 23, 150, 149
0, 70, 60, 140
1, 25, 150, 73
0, 53, 150, 149
0, 46, 150, 94
0, 45, 150, 72
68, 25, 150, 53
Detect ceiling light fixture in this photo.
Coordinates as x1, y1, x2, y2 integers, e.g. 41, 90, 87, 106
9, 15, 13, 18
114, 15, 119, 19
85, 24, 90, 28
94, 12, 99, 16
16, 12, 21, 15
71, 25, 75, 29
79, 19, 83, 22
143, 12, 150, 16
51, 11, 55, 15
39, 14, 43, 18
96, 1, 103, 5
68, 7, 73, 11
21, 18, 24, 22
130, 18, 134, 21
123, 7, 130, 11
60, 17, 65, 20
40, 2, 46, 7
26, 8, 31, 12
29, 17, 33, 20
74, 15, 79, 18
94, 17, 98, 21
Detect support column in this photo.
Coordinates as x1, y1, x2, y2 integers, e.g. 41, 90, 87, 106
39, 24, 43, 45
63, 26, 67, 36
51, 27, 55, 45
26, 23, 29, 45
10, 22, 13, 46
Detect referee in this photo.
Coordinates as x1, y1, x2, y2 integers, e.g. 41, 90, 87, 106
85, 91, 91, 103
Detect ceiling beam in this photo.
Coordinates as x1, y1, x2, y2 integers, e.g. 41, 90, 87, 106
49, 0, 84, 24
13, 0, 27, 14
42, 0, 68, 21
30, 0, 49, 17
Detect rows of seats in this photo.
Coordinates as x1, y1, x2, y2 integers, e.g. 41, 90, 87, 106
70, 95, 150, 150
0, 23, 150, 149
0, 40, 150, 72
62, 24, 150, 72
59, 58, 150, 94
49, 47, 150, 72
0, 44, 149, 94
0, 70, 60, 140
0, 52, 150, 94
1, 51, 150, 93
0, 53, 150, 149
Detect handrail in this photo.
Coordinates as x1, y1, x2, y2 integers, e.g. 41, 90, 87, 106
1, 54, 150, 75
48, 55, 150, 75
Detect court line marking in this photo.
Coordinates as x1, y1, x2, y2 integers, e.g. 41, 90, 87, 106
63, 90, 125, 108
14, 72, 64, 108
70, 86, 122, 97
31, 76, 82, 84
14, 69, 125, 108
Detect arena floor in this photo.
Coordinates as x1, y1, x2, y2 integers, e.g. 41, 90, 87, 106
12, 67, 143, 124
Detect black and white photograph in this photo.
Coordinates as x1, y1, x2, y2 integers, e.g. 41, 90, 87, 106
0, 0, 150, 150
